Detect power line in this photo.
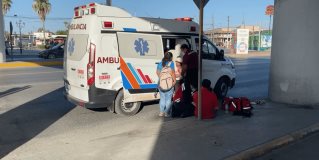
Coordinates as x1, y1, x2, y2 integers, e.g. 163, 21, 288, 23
4, 15, 71, 20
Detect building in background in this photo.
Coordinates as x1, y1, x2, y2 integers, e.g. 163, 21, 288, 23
33, 31, 54, 45
205, 25, 272, 51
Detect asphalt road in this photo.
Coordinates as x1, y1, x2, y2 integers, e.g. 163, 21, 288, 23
0, 56, 270, 159
256, 132, 319, 160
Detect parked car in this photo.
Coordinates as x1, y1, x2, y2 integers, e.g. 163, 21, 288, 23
39, 43, 64, 59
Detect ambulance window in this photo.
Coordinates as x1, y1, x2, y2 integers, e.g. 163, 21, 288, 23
207, 41, 216, 55
163, 38, 176, 50
117, 32, 163, 59
67, 34, 89, 61
197, 39, 215, 60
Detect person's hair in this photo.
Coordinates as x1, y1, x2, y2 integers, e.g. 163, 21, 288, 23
164, 48, 169, 53
162, 52, 173, 67
180, 44, 190, 50
202, 79, 211, 89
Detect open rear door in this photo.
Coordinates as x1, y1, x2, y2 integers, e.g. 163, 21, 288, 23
117, 32, 163, 95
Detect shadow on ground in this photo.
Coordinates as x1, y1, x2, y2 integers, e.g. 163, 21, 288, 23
0, 87, 75, 158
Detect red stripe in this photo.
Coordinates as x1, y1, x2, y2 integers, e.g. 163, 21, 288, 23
137, 69, 148, 84
145, 75, 152, 83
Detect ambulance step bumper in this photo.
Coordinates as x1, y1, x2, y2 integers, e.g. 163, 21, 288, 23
64, 86, 117, 109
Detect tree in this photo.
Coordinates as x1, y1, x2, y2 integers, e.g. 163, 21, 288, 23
2, 0, 12, 15
63, 21, 69, 30
32, 0, 51, 45
56, 30, 67, 35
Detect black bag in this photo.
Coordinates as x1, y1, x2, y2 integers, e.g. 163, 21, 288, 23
172, 102, 194, 118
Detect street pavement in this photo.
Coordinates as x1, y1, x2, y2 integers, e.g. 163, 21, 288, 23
256, 132, 319, 160
2, 55, 318, 160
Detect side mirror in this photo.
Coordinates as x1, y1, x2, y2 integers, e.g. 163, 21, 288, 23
218, 49, 225, 59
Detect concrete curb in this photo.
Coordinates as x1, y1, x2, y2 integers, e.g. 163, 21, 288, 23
224, 123, 319, 160
0, 61, 63, 68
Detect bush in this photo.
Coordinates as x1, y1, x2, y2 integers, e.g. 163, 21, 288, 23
37, 45, 46, 50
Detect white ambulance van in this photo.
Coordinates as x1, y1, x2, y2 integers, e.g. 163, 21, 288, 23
64, 3, 236, 116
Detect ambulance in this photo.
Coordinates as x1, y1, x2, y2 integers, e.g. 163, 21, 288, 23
64, 3, 236, 116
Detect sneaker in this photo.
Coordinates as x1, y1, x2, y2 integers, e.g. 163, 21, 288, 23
159, 112, 164, 117
164, 113, 170, 117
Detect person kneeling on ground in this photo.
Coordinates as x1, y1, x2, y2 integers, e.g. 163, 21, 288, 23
171, 82, 194, 118
193, 79, 219, 119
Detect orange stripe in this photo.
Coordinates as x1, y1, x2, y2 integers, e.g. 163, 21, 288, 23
120, 57, 140, 89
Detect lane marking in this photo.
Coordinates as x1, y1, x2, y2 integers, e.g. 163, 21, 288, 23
0, 81, 63, 88
3, 71, 64, 76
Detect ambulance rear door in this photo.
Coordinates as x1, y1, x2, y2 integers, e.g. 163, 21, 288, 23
117, 32, 163, 95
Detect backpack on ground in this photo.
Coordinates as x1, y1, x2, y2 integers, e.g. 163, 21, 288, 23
159, 61, 174, 92
222, 97, 253, 117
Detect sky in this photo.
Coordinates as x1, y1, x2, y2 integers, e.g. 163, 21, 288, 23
3, 0, 274, 34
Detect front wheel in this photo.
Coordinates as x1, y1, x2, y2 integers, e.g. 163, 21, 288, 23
114, 90, 141, 116
214, 78, 230, 99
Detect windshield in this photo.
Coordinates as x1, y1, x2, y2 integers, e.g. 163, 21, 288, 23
52, 43, 64, 50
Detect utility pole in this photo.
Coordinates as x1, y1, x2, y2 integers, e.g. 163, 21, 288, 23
227, 16, 230, 48
106, 0, 112, 6
16, 20, 25, 54
211, 15, 215, 43
269, 15, 272, 35
242, 14, 246, 29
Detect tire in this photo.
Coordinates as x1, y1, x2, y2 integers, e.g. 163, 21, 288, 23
48, 54, 56, 59
214, 77, 230, 99
114, 90, 141, 116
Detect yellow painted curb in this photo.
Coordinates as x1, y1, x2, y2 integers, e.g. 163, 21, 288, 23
0, 61, 63, 68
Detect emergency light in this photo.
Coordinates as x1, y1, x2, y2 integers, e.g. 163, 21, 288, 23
74, 3, 96, 18
175, 17, 193, 22
102, 21, 113, 29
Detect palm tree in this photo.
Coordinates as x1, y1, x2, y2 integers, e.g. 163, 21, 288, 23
32, 0, 51, 45
2, 0, 12, 15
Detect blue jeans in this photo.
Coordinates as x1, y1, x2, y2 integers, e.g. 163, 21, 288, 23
159, 88, 174, 114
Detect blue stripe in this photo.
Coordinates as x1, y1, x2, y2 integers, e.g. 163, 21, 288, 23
123, 28, 137, 32
140, 84, 158, 89
121, 71, 132, 89
127, 63, 143, 84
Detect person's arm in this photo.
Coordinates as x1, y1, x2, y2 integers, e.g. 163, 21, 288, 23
170, 62, 176, 84
156, 63, 161, 77
182, 55, 188, 76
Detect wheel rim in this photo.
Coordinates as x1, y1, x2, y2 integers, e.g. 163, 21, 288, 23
220, 82, 228, 97
49, 54, 55, 59
121, 99, 137, 113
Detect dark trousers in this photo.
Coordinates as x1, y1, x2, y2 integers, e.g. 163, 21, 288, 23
183, 68, 198, 104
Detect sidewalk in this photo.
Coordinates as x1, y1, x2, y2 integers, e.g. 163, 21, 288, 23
226, 51, 271, 58
147, 101, 319, 160
1, 49, 63, 68
0, 58, 63, 68
3, 101, 319, 160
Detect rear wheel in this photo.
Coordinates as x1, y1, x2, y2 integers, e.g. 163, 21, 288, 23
114, 90, 141, 116
48, 54, 56, 59
214, 77, 230, 99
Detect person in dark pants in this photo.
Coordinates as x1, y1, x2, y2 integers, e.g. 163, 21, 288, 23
181, 44, 198, 103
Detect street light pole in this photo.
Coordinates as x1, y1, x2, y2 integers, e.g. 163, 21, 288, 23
0, 0, 6, 63
106, 0, 112, 6
197, 0, 204, 120
16, 20, 25, 54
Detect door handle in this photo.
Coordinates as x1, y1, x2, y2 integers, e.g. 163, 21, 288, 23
155, 62, 159, 64
71, 68, 76, 71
